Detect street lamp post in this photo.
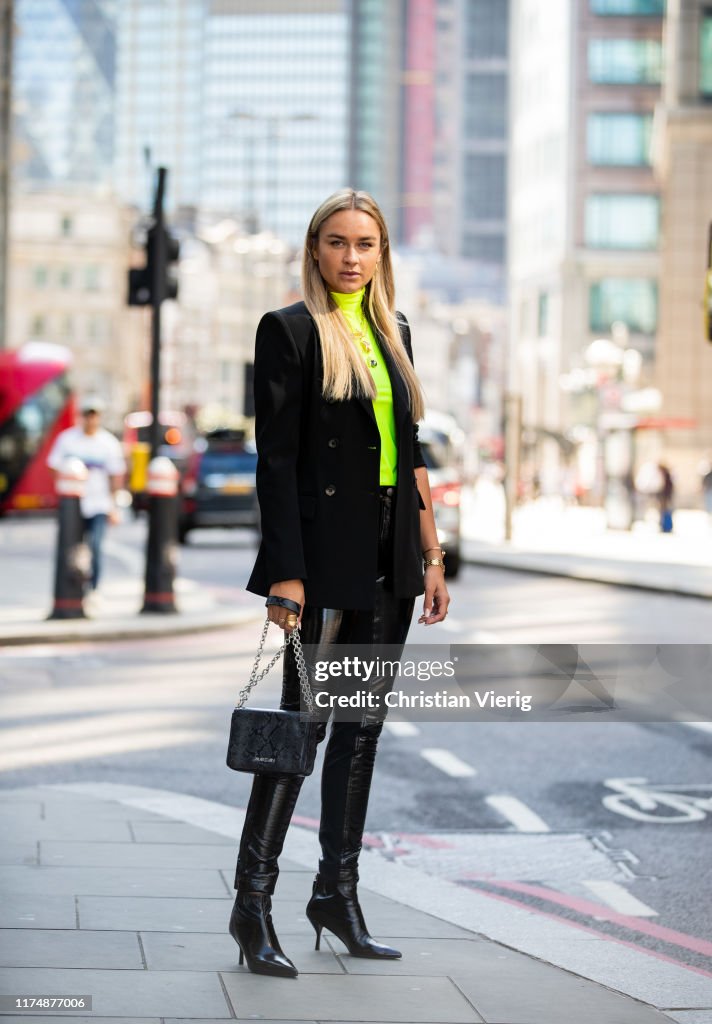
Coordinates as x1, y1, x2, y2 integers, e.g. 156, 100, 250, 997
228, 111, 317, 237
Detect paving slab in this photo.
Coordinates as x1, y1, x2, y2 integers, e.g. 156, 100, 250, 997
0, 968, 231, 1019
41, 802, 171, 823
130, 821, 236, 845
0, 842, 38, 866
271, 899, 476, 941
5, 820, 132, 843
76, 895, 233, 934
0, 930, 143, 969
0, 1018, 160, 1024
452, 959, 674, 1024
0, 894, 76, 930
140, 930, 343, 974
219, 972, 483, 1022
0, 865, 227, 899
332, 936, 518, 976
663, 1013, 712, 1023
41, 840, 236, 871
0, 805, 42, 824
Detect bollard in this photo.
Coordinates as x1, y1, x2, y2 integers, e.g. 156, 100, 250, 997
141, 456, 179, 614
48, 457, 91, 620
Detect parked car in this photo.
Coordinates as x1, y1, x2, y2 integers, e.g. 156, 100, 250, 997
179, 429, 259, 544
419, 424, 462, 579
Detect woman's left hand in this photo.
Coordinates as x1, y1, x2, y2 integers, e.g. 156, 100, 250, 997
418, 567, 450, 625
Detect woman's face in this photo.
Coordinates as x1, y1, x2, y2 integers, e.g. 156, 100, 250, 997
313, 209, 382, 294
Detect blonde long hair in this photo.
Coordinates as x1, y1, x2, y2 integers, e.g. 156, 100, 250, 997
301, 189, 425, 422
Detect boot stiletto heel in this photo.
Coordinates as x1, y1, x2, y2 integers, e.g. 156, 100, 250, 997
306, 871, 401, 959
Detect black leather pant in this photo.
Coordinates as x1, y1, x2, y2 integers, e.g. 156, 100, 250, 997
235, 488, 416, 893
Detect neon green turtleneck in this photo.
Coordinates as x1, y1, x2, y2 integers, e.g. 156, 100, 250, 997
330, 287, 398, 486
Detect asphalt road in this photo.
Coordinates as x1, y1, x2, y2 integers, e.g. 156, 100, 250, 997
1, 520, 711, 978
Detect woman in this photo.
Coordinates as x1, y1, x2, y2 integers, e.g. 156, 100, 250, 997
230, 189, 450, 978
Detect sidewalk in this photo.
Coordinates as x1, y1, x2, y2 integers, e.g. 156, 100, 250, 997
462, 483, 712, 599
0, 783, 691, 1024
0, 519, 262, 646
2, 492, 711, 648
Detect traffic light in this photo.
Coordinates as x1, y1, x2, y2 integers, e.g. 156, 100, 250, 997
127, 225, 180, 307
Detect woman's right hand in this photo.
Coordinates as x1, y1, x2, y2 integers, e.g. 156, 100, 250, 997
268, 580, 305, 633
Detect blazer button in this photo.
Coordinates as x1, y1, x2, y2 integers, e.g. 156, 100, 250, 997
328, 437, 339, 448
325, 485, 336, 497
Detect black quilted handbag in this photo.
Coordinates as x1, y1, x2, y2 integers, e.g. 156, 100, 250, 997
226, 619, 320, 776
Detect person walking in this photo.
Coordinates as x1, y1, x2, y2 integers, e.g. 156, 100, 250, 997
47, 395, 126, 593
230, 189, 451, 978
657, 462, 674, 534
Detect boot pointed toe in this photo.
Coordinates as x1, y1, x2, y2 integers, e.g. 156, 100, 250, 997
229, 893, 298, 979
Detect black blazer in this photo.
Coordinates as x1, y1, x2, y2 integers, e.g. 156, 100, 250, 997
246, 300, 426, 609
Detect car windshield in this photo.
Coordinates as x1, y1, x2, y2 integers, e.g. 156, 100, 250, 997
199, 451, 257, 476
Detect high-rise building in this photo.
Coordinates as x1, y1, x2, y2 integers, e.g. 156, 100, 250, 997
200, 0, 350, 244
114, 0, 205, 213
508, 0, 663, 486
349, 0, 406, 240
654, 0, 712, 487
13, 0, 117, 186
432, 0, 510, 303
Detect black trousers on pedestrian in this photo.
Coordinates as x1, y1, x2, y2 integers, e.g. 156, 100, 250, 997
234, 488, 416, 893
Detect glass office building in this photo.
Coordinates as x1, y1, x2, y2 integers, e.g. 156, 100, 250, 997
13, 0, 117, 185
200, 2, 349, 245
114, 0, 205, 213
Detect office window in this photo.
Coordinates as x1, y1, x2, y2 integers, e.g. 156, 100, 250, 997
33, 266, 48, 288
465, 0, 508, 59
538, 292, 550, 336
589, 39, 663, 83
590, 0, 664, 15
701, 9, 712, 97
587, 113, 653, 164
60, 215, 73, 237
590, 278, 657, 333
464, 73, 507, 139
462, 233, 505, 262
464, 154, 506, 219
586, 194, 659, 249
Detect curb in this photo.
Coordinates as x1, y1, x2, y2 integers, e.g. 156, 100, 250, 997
463, 548, 712, 601
0, 606, 264, 647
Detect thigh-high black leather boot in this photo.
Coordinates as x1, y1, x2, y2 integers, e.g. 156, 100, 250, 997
306, 566, 415, 959
229, 773, 304, 978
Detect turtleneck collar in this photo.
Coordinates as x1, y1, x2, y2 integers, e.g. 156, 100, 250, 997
330, 285, 366, 315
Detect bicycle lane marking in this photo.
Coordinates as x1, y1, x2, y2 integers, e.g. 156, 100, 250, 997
461, 876, 712, 964
602, 777, 712, 823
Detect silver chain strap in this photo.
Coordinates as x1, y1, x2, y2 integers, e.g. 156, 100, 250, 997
236, 618, 316, 715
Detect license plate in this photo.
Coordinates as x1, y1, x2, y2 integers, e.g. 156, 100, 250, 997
222, 482, 251, 495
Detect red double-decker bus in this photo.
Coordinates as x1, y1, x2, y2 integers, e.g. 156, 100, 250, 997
0, 342, 75, 515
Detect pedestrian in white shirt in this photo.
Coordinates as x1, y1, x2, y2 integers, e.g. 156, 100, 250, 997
47, 396, 126, 592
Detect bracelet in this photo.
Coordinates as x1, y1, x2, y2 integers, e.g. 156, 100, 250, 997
423, 546, 443, 555
423, 557, 446, 570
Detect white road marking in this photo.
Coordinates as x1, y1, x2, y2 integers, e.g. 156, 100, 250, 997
582, 880, 658, 917
420, 748, 477, 777
385, 721, 420, 737
683, 722, 712, 734
486, 794, 550, 832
